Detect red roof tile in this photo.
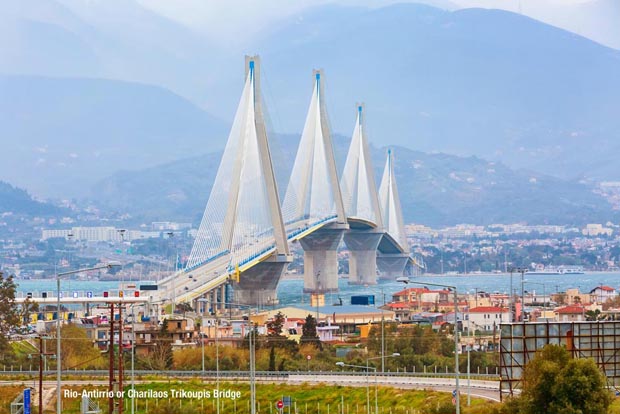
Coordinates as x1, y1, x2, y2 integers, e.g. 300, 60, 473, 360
469, 306, 509, 313
556, 305, 585, 314
393, 287, 429, 296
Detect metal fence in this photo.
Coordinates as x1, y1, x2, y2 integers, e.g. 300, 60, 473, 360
500, 321, 620, 399
0, 369, 496, 381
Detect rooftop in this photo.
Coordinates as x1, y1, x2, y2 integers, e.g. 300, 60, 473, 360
469, 306, 509, 313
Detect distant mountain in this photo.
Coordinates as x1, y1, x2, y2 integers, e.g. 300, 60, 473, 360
384, 146, 615, 225
0, 181, 64, 216
0, 0, 227, 99
3, 1, 620, 188
249, 4, 620, 181
0, 75, 228, 197
92, 134, 617, 226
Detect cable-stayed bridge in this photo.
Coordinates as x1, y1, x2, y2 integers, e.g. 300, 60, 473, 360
156, 56, 416, 308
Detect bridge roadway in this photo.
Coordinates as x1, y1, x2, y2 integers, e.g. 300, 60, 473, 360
159, 218, 338, 304
0, 371, 500, 402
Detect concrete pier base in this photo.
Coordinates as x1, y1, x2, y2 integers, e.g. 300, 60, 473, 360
233, 254, 290, 305
299, 224, 347, 293
377, 254, 409, 280
344, 230, 383, 285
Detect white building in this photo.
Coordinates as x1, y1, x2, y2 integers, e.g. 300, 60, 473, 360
41, 229, 72, 240
466, 306, 510, 333
589, 286, 618, 303
42, 226, 162, 242
582, 224, 613, 236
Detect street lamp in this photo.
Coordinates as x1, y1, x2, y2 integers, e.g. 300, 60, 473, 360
197, 298, 209, 377
367, 353, 400, 414
336, 361, 375, 414
56, 261, 120, 414
249, 313, 256, 414
398, 276, 460, 414
198, 297, 223, 414
200, 299, 255, 414
150, 297, 169, 325
378, 286, 386, 373
198, 298, 220, 414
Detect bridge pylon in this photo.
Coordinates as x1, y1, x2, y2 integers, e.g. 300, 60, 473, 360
179, 55, 291, 306
377, 149, 410, 280
341, 104, 384, 285
283, 70, 348, 294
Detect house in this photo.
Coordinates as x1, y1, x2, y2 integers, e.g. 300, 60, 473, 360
166, 318, 196, 345
392, 287, 430, 303
317, 322, 340, 342
589, 286, 618, 303
385, 302, 413, 321
466, 306, 509, 333
132, 317, 198, 355
257, 305, 393, 337
555, 305, 585, 322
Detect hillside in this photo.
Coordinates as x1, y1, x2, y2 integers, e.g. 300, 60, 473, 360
0, 181, 64, 216
0, 75, 228, 197
2, 2, 620, 188
250, 4, 620, 181
92, 134, 616, 226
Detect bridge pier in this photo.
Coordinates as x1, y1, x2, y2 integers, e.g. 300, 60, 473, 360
233, 255, 290, 306
194, 285, 227, 314
377, 253, 409, 280
344, 230, 383, 285
300, 224, 347, 293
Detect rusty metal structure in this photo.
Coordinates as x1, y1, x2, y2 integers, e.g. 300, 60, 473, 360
500, 321, 620, 399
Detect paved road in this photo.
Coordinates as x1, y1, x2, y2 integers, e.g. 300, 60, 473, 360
289, 374, 500, 402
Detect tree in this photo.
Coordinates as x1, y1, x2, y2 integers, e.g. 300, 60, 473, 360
266, 311, 291, 348
268, 346, 276, 371
175, 302, 193, 317
142, 323, 174, 370
585, 309, 603, 321
55, 324, 104, 369
603, 295, 620, 311
300, 314, 321, 348
266, 311, 285, 337
20, 297, 39, 325
511, 344, 611, 414
0, 273, 20, 361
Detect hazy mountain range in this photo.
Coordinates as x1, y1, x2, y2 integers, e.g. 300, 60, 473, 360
1, 1, 619, 225
0, 181, 65, 216
0, 75, 227, 196
92, 134, 617, 227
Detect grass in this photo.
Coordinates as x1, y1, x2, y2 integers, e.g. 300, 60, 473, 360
47, 380, 501, 414
0, 386, 25, 412
609, 398, 620, 414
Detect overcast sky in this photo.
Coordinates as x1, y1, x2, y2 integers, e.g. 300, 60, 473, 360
136, 0, 619, 49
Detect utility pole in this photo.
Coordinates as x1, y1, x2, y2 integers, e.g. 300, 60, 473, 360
39, 336, 44, 414
36, 336, 54, 414
109, 303, 115, 414
509, 267, 528, 322
118, 304, 123, 414
520, 269, 525, 321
